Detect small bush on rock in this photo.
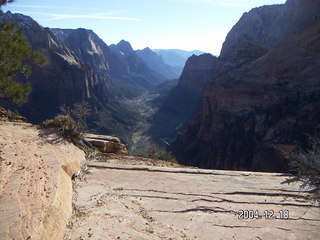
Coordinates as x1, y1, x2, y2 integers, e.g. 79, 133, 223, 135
41, 114, 83, 143
285, 136, 320, 203
41, 102, 90, 144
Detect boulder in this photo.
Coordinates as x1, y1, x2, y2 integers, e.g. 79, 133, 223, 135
85, 133, 128, 155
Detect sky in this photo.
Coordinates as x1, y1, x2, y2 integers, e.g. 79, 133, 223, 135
2, 0, 286, 55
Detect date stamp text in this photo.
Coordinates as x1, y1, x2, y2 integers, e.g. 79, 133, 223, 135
238, 209, 289, 220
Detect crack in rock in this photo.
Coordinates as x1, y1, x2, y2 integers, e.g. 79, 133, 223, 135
212, 191, 310, 200
154, 206, 238, 214
191, 196, 315, 208
121, 194, 181, 201
124, 189, 316, 208
123, 188, 219, 199
87, 164, 278, 176
210, 224, 261, 229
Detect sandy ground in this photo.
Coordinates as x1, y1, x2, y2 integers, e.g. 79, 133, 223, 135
65, 155, 320, 240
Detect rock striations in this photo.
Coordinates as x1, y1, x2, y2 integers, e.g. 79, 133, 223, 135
169, 0, 320, 172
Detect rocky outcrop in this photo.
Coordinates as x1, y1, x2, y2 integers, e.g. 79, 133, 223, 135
135, 47, 182, 79
169, 0, 320, 172
85, 133, 128, 155
0, 122, 85, 240
0, 107, 26, 122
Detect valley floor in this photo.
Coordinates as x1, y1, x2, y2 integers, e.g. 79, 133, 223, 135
121, 91, 161, 154
65, 155, 320, 240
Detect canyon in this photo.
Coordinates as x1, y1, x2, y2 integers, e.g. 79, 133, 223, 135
0, 0, 319, 172
1, 0, 320, 239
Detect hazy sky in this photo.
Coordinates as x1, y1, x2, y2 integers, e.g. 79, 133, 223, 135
2, 0, 286, 55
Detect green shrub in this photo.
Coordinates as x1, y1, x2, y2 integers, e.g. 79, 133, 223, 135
136, 145, 177, 163
40, 102, 90, 146
41, 114, 83, 143
285, 136, 320, 203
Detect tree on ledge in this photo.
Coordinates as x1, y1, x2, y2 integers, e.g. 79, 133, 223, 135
0, 0, 46, 105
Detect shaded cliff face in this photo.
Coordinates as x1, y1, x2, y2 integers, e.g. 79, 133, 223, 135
178, 54, 219, 95
0, 12, 108, 123
169, 0, 320, 172
148, 53, 219, 146
135, 47, 182, 79
109, 40, 166, 90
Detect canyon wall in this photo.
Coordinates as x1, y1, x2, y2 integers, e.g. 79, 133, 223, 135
169, 0, 320, 172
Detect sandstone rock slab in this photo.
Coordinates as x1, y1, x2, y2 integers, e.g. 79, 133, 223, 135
0, 122, 85, 240
85, 133, 128, 155
65, 156, 320, 240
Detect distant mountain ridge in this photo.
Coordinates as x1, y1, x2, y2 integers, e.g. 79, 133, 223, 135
153, 49, 206, 68
135, 47, 182, 79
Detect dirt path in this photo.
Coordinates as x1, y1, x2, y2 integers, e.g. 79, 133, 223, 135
64, 155, 320, 240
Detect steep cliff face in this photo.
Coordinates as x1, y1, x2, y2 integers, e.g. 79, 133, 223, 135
110, 40, 166, 89
51, 28, 112, 87
0, 12, 108, 123
135, 47, 182, 79
169, 0, 320, 172
177, 54, 219, 95
148, 53, 219, 146
220, 5, 286, 64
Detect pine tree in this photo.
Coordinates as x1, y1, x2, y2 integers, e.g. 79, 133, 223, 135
0, 1, 46, 105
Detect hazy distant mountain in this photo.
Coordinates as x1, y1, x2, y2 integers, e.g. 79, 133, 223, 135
109, 40, 166, 90
110, 40, 135, 59
135, 47, 182, 79
153, 49, 206, 68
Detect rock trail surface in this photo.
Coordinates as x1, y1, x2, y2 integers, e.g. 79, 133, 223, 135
65, 155, 320, 240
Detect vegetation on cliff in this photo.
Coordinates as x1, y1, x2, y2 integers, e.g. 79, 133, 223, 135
0, 1, 46, 105
285, 137, 320, 203
41, 102, 90, 144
